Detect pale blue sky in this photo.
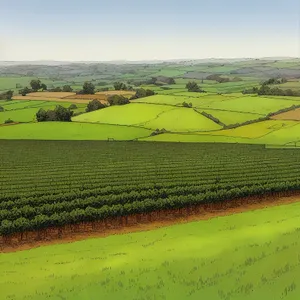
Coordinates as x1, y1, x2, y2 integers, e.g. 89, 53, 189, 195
0, 0, 299, 60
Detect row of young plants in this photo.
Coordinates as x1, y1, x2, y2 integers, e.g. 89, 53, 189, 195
1, 171, 299, 209
1, 167, 299, 203
0, 180, 298, 235
1, 159, 299, 193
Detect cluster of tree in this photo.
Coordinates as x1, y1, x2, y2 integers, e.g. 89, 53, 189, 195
19, 79, 48, 95
206, 74, 242, 83
76, 82, 95, 95
262, 78, 287, 85
1, 180, 299, 236
150, 128, 167, 136
19, 87, 32, 96
30, 79, 47, 92
108, 95, 130, 106
130, 88, 155, 100
86, 99, 107, 112
113, 82, 128, 90
36, 105, 73, 122
186, 82, 205, 93
0, 90, 13, 100
242, 85, 300, 97
46, 85, 74, 92
182, 102, 193, 108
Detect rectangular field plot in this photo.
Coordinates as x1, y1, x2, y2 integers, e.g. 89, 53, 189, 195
0, 122, 152, 140
200, 96, 300, 114
141, 107, 222, 132
72, 103, 175, 126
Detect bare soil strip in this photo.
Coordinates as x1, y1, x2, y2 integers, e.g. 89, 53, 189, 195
1, 191, 300, 253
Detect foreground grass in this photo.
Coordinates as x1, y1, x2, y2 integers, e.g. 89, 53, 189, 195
1, 202, 300, 300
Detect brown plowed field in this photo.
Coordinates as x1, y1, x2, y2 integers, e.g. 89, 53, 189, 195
271, 108, 300, 120
1, 190, 300, 253
12, 96, 92, 104
64, 94, 108, 103
13, 90, 135, 104
26, 92, 76, 98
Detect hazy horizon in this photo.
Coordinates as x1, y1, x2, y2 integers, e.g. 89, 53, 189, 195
1, 0, 300, 61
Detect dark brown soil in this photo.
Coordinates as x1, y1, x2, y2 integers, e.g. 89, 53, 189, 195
1, 190, 300, 253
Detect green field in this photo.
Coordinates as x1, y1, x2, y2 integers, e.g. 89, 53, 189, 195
142, 120, 300, 145
141, 107, 222, 132
196, 96, 300, 114
72, 103, 175, 126
200, 109, 262, 125
2, 202, 300, 300
2, 141, 300, 234
2, 59, 300, 299
0, 122, 151, 140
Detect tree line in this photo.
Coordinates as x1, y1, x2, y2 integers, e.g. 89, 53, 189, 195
242, 78, 299, 96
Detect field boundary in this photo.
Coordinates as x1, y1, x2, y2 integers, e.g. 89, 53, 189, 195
2, 190, 300, 253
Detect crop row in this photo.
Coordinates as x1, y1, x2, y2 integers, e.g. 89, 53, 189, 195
0, 181, 297, 235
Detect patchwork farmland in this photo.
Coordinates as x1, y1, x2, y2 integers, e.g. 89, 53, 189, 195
1, 58, 300, 300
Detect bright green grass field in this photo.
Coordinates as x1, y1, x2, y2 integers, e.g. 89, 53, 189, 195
0, 122, 152, 140
133, 94, 235, 108
141, 107, 222, 132
72, 103, 175, 126
142, 120, 300, 145
1, 202, 300, 300
0, 108, 39, 123
200, 96, 300, 114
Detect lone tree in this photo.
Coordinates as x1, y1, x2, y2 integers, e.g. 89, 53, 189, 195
82, 82, 95, 94
30, 79, 42, 92
36, 105, 73, 122
86, 99, 106, 112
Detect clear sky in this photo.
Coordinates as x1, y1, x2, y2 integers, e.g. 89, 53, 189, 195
0, 0, 300, 61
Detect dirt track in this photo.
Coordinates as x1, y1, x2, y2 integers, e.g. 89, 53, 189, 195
1, 191, 300, 253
